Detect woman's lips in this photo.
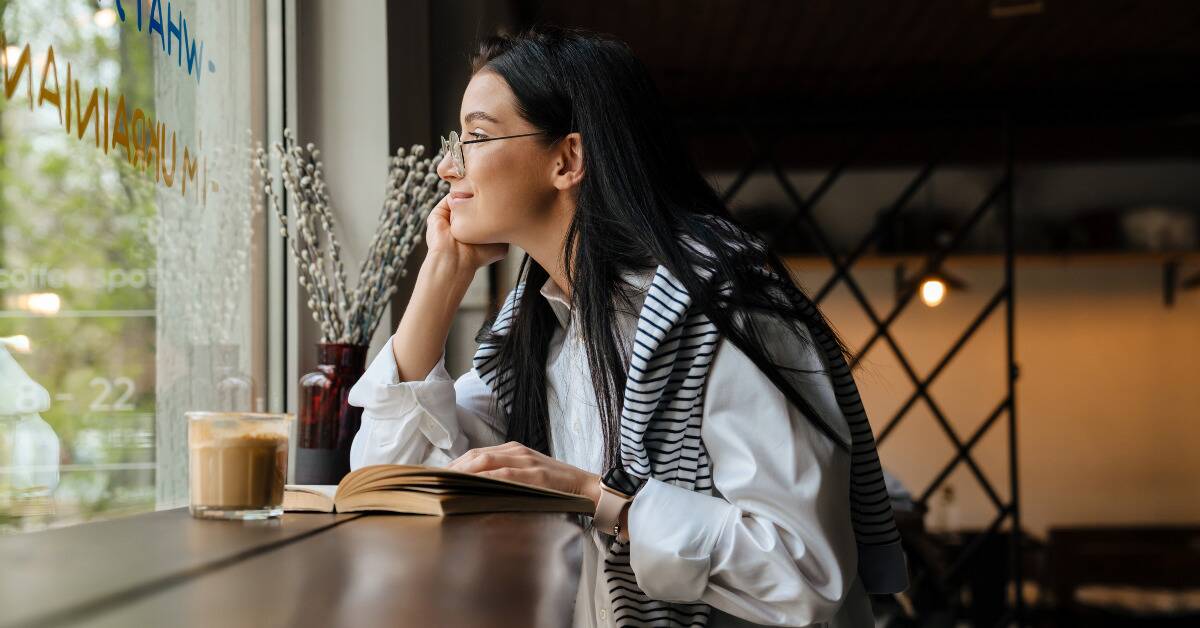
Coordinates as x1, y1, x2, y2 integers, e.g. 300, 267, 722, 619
449, 192, 473, 207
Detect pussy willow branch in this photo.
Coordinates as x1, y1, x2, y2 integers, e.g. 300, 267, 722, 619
254, 130, 445, 345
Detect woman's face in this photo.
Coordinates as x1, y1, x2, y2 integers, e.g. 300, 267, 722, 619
437, 70, 559, 245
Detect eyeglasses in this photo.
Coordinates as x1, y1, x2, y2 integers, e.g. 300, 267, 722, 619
439, 130, 546, 177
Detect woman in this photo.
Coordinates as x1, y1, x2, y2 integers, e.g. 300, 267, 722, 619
348, 25, 905, 627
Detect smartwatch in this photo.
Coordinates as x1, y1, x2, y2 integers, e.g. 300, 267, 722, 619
594, 466, 647, 543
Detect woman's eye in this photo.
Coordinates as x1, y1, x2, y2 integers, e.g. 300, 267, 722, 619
468, 131, 487, 139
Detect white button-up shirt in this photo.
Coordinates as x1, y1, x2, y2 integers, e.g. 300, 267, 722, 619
348, 268, 877, 627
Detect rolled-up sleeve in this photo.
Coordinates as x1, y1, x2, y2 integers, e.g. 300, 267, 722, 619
347, 334, 507, 470
626, 321, 859, 626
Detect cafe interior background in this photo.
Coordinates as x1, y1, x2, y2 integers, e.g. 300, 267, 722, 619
0, 0, 1197, 626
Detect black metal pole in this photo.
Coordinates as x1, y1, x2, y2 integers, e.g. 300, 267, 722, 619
1003, 113, 1024, 627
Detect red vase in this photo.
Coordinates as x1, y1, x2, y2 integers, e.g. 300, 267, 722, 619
296, 343, 369, 484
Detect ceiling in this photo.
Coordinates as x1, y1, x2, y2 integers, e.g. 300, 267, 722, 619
509, 0, 1200, 167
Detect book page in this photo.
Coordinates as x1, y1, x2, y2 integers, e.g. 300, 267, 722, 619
285, 484, 338, 501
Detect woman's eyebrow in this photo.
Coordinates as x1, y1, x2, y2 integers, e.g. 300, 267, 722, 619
462, 110, 500, 125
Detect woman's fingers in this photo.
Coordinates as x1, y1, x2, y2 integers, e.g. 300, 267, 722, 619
424, 194, 453, 250
447, 441, 526, 470
428, 192, 451, 222
447, 441, 596, 500
423, 191, 509, 270
449, 451, 527, 475
477, 467, 536, 483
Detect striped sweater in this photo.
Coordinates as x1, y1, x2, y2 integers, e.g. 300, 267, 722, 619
472, 239, 907, 626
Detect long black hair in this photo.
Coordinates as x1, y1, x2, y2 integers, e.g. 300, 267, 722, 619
470, 24, 855, 472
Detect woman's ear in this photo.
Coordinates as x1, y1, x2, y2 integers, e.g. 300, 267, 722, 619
551, 132, 584, 191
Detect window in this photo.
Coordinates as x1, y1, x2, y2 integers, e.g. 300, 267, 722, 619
0, 0, 270, 533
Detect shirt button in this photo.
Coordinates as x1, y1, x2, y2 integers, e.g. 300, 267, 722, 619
599, 608, 607, 622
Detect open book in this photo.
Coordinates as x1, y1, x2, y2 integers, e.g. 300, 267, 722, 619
283, 463, 596, 516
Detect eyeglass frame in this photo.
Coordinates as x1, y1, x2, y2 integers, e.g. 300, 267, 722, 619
439, 129, 548, 177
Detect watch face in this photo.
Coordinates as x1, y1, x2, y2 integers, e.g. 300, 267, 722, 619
602, 465, 646, 496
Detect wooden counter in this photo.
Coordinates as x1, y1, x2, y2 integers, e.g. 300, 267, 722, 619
0, 509, 584, 628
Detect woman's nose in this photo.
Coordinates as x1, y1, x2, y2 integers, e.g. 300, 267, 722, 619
436, 149, 458, 182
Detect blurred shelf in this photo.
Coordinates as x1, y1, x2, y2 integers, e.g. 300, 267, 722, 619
0, 309, 155, 318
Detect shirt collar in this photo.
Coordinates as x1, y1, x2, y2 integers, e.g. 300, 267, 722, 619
538, 267, 657, 330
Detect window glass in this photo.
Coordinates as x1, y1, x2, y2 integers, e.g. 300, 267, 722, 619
0, 0, 267, 533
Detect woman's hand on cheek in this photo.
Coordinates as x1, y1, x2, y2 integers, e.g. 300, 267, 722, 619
447, 441, 601, 510
425, 191, 509, 272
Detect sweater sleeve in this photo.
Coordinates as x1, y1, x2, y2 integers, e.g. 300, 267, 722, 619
625, 319, 860, 625
347, 333, 507, 469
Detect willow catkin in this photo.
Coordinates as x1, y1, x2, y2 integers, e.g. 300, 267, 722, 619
253, 133, 446, 344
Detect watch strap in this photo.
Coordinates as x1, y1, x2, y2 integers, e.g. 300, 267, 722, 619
594, 481, 631, 540
596, 466, 645, 542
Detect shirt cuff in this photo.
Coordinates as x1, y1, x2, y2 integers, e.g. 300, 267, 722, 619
345, 335, 460, 450
626, 476, 740, 602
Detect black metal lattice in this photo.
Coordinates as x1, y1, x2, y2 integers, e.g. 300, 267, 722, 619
718, 119, 1022, 627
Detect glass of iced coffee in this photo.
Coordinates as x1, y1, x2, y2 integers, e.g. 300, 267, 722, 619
187, 411, 293, 520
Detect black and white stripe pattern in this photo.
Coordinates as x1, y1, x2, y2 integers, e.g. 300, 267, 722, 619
473, 253, 907, 627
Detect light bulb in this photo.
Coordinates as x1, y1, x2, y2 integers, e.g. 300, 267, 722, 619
18, 293, 61, 315
920, 279, 946, 307
93, 8, 118, 28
